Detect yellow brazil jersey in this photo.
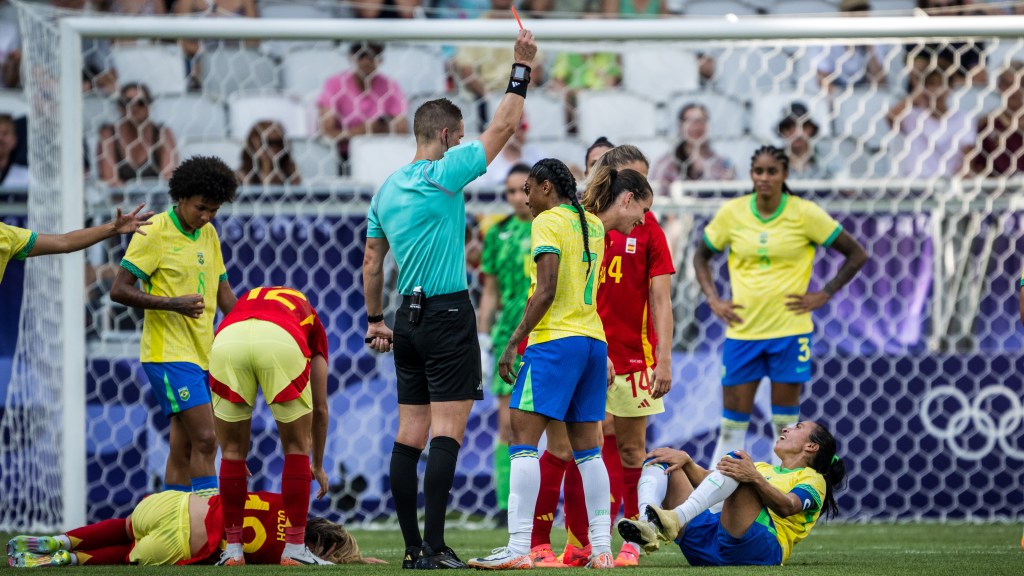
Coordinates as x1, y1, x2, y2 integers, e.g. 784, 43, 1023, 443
754, 462, 827, 564
703, 194, 841, 340
0, 222, 36, 285
528, 204, 606, 346
120, 210, 227, 368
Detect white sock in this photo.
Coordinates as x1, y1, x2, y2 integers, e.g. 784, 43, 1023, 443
224, 542, 244, 557
507, 446, 541, 556
69, 553, 78, 566
575, 450, 612, 556
282, 542, 305, 556
711, 415, 750, 468
637, 461, 668, 518
56, 535, 71, 551
771, 409, 799, 467
673, 470, 739, 527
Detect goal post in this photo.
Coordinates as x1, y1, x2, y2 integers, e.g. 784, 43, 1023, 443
3, 1, 1024, 533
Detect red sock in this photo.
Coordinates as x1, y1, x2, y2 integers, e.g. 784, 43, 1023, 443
74, 544, 132, 565
282, 454, 312, 546
219, 458, 248, 545
602, 435, 624, 524
531, 451, 569, 549
622, 467, 642, 521
563, 461, 590, 548
66, 518, 130, 550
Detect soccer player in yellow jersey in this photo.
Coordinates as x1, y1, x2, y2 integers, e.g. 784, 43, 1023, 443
0, 204, 152, 286
110, 156, 239, 497
694, 146, 867, 468
618, 421, 844, 566
469, 158, 653, 570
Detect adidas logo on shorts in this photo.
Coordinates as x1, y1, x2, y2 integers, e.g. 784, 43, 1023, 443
637, 398, 651, 409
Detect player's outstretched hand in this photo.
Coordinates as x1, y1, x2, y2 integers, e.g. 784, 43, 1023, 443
362, 557, 388, 564
785, 291, 830, 315
312, 465, 329, 499
708, 298, 744, 327
651, 363, 672, 399
111, 203, 154, 235
365, 322, 394, 353
513, 29, 537, 67
716, 450, 760, 483
498, 343, 519, 384
645, 447, 691, 474
170, 294, 204, 318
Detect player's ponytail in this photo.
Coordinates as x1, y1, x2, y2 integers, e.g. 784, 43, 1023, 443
750, 145, 793, 195
529, 158, 591, 278
582, 165, 653, 215
808, 423, 845, 521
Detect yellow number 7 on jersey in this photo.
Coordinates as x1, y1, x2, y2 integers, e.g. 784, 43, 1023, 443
583, 251, 598, 305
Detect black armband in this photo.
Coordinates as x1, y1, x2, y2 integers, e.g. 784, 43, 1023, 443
367, 313, 385, 323
506, 63, 531, 97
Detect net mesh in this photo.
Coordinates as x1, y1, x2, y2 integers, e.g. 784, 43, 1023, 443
2, 2, 1024, 532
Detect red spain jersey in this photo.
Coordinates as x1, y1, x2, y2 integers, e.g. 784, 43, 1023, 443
190, 491, 291, 565
597, 212, 675, 374
217, 287, 329, 362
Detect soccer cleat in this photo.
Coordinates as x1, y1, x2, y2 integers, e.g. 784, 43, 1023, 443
584, 551, 614, 569
402, 546, 422, 569
9, 550, 73, 568
644, 504, 681, 543
215, 549, 245, 566
7, 536, 61, 557
613, 543, 639, 567
468, 547, 533, 570
559, 543, 591, 567
415, 543, 468, 569
281, 546, 334, 566
616, 517, 661, 554
529, 545, 562, 568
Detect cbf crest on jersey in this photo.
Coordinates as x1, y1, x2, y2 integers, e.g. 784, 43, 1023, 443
197, 251, 205, 265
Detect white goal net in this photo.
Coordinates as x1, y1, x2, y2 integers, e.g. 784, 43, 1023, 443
1, 1, 1023, 531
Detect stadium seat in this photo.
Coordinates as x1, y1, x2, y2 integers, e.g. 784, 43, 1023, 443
0, 90, 27, 117
871, 0, 916, 14
829, 87, 898, 150
949, 86, 1001, 119
179, 137, 241, 170
258, 3, 336, 59
376, 43, 447, 99
984, 39, 1024, 83
708, 46, 797, 98
281, 48, 352, 97
109, 44, 187, 96
665, 92, 748, 139
228, 92, 309, 139
288, 137, 339, 182
200, 48, 279, 99
486, 90, 567, 140
532, 137, 586, 173
348, 135, 417, 189
150, 94, 228, 141
716, 135, 766, 175
686, 0, 757, 16
628, 137, 675, 168
621, 48, 699, 103
750, 91, 831, 141
82, 93, 118, 136
769, 0, 837, 16
575, 90, 658, 145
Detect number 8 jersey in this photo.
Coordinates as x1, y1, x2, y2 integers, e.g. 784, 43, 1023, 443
527, 204, 606, 347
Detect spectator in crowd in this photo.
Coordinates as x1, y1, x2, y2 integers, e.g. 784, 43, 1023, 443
104, 0, 166, 14
584, 136, 614, 173
906, 0, 986, 86
0, 13, 19, 89
650, 103, 735, 193
353, 0, 424, 18
239, 120, 302, 185
776, 103, 835, 180
970, 61, 1024, 177
520, 0, 602, 16
317, 42, 409, 173
811, 0, 887, 92
0, 114, 27, 188
175, 0, 259, 90
548, 51, 621, 133
887, 69, 976, 178
602, 0, 666, 18
475, 116, 546, 190
97, 82, 179, 185
434, 0, 491, 18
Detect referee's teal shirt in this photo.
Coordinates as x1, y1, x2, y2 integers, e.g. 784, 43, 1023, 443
366, 140, 487, 297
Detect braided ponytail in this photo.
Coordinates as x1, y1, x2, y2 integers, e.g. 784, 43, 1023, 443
529, 158, 590, 276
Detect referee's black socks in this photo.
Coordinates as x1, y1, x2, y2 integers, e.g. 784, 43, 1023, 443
423, 436, 461, 552
391, 442, 424, 549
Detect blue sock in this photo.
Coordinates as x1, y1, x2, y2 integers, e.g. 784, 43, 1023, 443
191, 475, 219, 497
164, 483, 191, 492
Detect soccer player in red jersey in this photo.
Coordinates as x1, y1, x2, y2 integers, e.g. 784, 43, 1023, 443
6, 491, 385, 567
207, 286, 331, 566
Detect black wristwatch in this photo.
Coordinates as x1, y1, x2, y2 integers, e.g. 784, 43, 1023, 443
511, 63, 532, 85
367, 314, 385, 323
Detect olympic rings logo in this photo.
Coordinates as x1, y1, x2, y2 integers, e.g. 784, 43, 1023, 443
919, 385, 1024, 461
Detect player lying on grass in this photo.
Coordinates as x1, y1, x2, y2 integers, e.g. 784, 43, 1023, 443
7, 490, 386, 568
617, 421, 844, 567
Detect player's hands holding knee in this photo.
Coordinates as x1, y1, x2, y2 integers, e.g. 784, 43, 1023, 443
651, 364, 672, 399
646, 447, 691, 473
365, 322, 394, 353
514, 29, 537, 66
170, 294, 205, 318
497, 343, 519, 384
716, 450, 759, 483
312, 464, 329, 499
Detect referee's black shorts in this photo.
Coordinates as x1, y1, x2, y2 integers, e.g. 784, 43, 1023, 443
393, 289, 483, 405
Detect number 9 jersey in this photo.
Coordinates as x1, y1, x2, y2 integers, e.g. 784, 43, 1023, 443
527, 205, 606, 347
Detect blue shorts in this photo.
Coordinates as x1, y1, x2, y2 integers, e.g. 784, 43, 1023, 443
510, 336, 607, 423
142, 362, 212, 417
677, 510, 783, 566
722, 333, 812, 386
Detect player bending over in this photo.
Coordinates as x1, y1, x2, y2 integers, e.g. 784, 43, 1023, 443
618, 421, 844, 567
7, 490, 385, 567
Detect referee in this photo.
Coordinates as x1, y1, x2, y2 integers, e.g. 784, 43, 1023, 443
362, 29, 538, 570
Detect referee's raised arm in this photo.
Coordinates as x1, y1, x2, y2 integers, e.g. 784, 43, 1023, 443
479, 29, 538, 165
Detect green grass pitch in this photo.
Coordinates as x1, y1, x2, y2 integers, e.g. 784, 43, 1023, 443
4, 523, 1023, 574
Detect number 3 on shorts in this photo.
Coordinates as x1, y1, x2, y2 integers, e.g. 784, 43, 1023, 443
583, 252, 597, 305
797, 337, 810, 362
